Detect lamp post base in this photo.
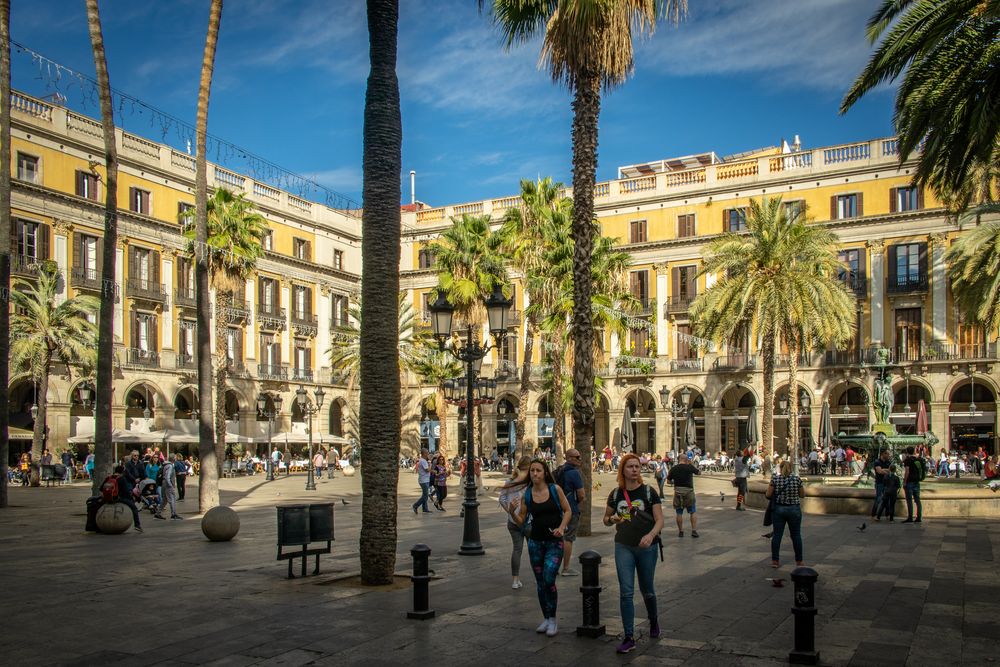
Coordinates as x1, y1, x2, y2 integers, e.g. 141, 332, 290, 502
458, 493, 484, 556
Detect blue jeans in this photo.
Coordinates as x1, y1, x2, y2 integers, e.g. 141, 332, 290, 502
770, 504, 803, 564
871, 481, 885, 516
904, 482, 921, 520
412, 482, 430, 512
614, 541, 658, 637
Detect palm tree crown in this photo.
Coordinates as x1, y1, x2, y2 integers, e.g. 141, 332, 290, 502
181, 187, 269, 291
946, 220, 1000, 332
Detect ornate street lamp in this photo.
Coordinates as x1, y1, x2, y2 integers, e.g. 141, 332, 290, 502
295, 386, 325, 491
258, 392, 283, 481
429, 283, 511, 556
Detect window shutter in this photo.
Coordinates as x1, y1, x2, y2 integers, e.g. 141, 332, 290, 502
128, 247, 138, 280
96, 236, 104, 273
688, 266, 698, 297
830, 196, 837, 220
128, 187, 136, 211
152, 251, 161, 285
857, 248, 867, 283
856, 192, 864, 217
130, 312, 137, 349
721, 209, 729, 232
918, 242, 928, 281
887, 244, 898, 288
258, 278, 264, 308
72, 232, 81, 269
39, 223, 50, 260
305, 240, 312, 261
916, 188, 924, 210
306, 287, 313, 317
630, 272, 638, 298
671, 267, 680, 300
151, 315, 159, 351
889, 188, 897, 213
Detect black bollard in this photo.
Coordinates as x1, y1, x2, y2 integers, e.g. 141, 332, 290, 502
576, 550, 606, 638
789, 566, 819, 665
407, 544, 435, 620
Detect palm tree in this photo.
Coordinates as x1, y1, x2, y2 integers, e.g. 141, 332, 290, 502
0, 0, 12, 507
182, 186, 267, 489
360, 0, 403, 586
85, 0, 120, 496
691, 197, 855, 457
500, 177, 568, 447
192, 0, 224, 512
486, 0, 687, 527
10, 266, 98, 465
408, 342, 463, 457
840, 0, 1000, 207
946, 219, 1000, 333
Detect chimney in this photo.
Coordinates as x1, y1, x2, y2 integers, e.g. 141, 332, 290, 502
410, 170, 416, 205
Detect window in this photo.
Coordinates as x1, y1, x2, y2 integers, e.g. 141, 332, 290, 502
16, 219, 49, 259
292, 237, 311, 261
129, 187, 151, 215
832, 193, 862, 219
894, 308, 921, 361
178, 321, 196, 358
176, 257, 193, 292
177, 202, 194, 223
133, 248, 151, 283
74, 233, 100, 281
956, 323, 986, 358
226, 327, 243, 363
259, 277, 278, 314
783, 200, 806, 221
294, 345, 310, 373
891, 186, 922, 213
17, 153, 38, 183
132, 312, 157, 352
75, 170, 99, 201
292, 285, 311, 320
837, 248, 865, 295
333, 249, 344, 270
723, 208, 747, 233
262, 231, 273, 251
671, 265, 697, 304
891, 243, 924, 289
630, 328, 650, 357
675, 323, 696, 360
260, 334, 280, 367
629, 270, 649, 302
418, 248, 435, 269
630, 219, 647, 244
676, 214, 695, 238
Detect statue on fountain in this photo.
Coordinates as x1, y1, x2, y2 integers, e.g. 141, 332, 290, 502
870, 347, 897, 436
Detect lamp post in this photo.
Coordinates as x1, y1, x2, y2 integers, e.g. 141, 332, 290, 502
258, 393, 283, 481
295, 385, 325, 491
665, 386, 690, 460
429, 284, 511, 556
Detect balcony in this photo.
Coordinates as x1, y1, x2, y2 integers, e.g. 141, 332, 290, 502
823, 349, 863, 366
71, 266, 102, 291
670, 358, 704, 372
123, 347, 159, 369
257, 306, 286, 331
839, 273, 868, 298
317, 368, 350, 385
712, 354, 757, 371
495, 360, 519, 381
291, 311, 319, 337
226, 359, 247, 377
174, 286, 196, 309
775, 352, 815, 368
615, 354, 655, 376
887, 274, 928, 295
333, 314, 352, 330
529, 364, 551, 379
506, 309, 522, 326
665, 294, 696, 315
11, 254, 45, 277
258, 363, 288, 381
223, 298, 250, 324
634, 298, 655, 317
921, 342, 997, 361
175, 353, 196, 370
126, 277, 167, 303
291, 367, 314, 382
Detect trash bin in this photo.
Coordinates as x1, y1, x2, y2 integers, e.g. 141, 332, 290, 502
276, 505, 310, 546
308, 503, 334, 542
86, 496, 103, 532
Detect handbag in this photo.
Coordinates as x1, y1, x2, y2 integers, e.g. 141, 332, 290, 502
730, 477, 739, 488
763, 480, 777, 527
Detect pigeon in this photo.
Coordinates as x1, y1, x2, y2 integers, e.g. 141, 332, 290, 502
719, 491, 726, 503
765, 578, 785, 588
857, 522, 867, 532
341, 499, 350, 506
762, 532, 773, 539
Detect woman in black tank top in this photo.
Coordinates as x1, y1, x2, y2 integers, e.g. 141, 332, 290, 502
514, 459, 571, 637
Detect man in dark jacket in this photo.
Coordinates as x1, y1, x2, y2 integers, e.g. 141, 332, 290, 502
114, 465, 143, 533
124, 450, 146, 488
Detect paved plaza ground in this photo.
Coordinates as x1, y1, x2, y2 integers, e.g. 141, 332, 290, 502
1, 468, 997, 666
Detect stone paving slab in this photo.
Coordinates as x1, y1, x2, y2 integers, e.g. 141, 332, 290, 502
1, 470, 997, 666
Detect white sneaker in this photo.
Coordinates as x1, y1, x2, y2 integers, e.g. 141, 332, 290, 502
536, 618, 550, 633
546, 620, 558, 636
512, 580, 523, 589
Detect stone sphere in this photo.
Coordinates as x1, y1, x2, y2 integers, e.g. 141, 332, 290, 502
342, 465, 356, 477
201, 505, 240, 542
96, 503, 132, 534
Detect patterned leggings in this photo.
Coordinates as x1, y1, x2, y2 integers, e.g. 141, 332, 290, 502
527, 538, 563, 618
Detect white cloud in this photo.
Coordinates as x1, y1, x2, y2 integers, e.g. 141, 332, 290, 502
638, 0, 876, 90
302, 166, 362, 193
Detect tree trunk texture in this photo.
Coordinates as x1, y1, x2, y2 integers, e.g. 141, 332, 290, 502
31, 355, 51, 465
0, 0, 11, 507
550, 338, 565, 464
195, 0, 223, 513
360, 0, 402, 586
570, 72, 601, 537
214, 290, 230, 470
787, 334, 800, 464
435, 387, 448, 457
516, 317, 535, 447
761, 331, 776, 458
85, 0, 120, 495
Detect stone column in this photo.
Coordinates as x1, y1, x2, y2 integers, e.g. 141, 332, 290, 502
655, 263, 669, 358
868, 240, 885, 345
53, 220, 70, 305
245, 279, 255, 361
609, 409, 624, 449
654, 407, 668, 455
930, 401, 950, 451
114, 241, 125, 342
162, 253, 173, 350
281, 283, 291, 365
318, 285, 332, 367
931, 233, 948, 342
703, 406, 721, 453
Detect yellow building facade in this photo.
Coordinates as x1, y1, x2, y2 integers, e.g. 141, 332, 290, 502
9, 91, 358, 456
401, 140, 998, 459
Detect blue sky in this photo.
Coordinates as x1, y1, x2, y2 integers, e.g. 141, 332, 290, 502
12, 0, 895, 207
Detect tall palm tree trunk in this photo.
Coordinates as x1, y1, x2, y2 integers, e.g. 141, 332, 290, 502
0, 0, 11, 507
360, 0, 402, 585
31, 355, 52, 468
787, 333, 800, 463
214, 291, 230, 468
86, 0, 119, 494
195, 0, 223, 512
516, 317, 535, 446
550, 344, 565, 464
760, 331, 776, 458
570, 72, 601, 537
435, 387, 448, 457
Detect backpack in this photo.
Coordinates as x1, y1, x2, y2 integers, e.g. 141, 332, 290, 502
915, 457, 927, 482
554, 464, 569, 491
654, 461, 664, 480
155, 466, 164, 487
100, 474, 120, 503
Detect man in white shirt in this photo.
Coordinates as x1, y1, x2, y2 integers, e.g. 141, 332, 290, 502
411, 449, 432, 514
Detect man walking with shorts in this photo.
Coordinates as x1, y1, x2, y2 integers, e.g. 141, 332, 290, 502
667, 451, 700, 537
555, 448, 586, 576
